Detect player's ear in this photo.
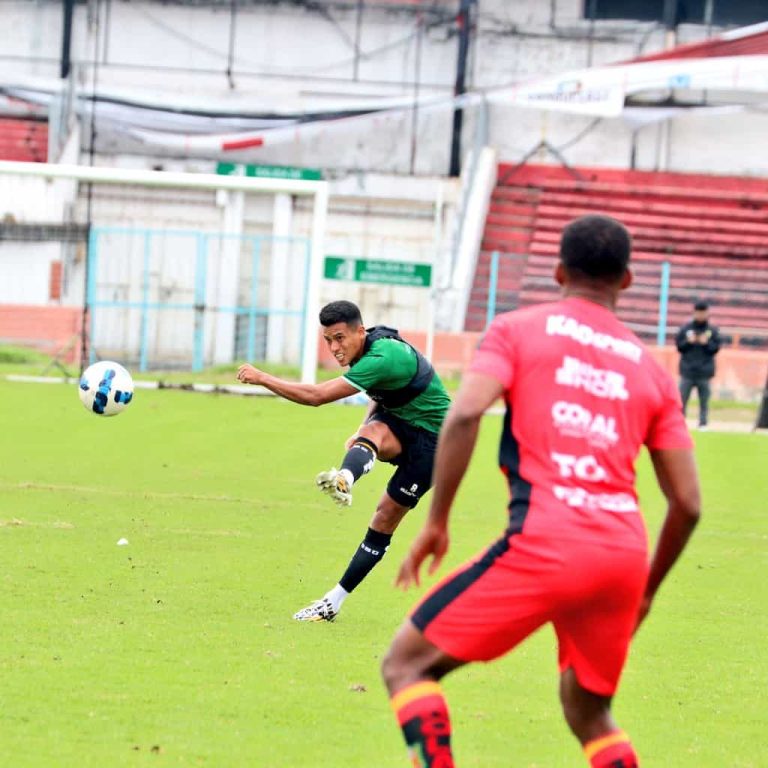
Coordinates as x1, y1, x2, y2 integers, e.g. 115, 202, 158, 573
620, 268, 633, 290
555, 262, 566, 286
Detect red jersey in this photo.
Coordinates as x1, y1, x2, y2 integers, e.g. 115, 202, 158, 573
470, 297, 692, 550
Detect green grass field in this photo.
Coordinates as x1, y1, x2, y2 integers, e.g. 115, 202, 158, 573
1, 377, 766, 767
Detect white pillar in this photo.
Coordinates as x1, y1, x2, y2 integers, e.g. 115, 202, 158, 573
266, 193, 293, 363
213, 186, 244, 364
426, 181, 444, 360
301, 183, 329, 384
654, 119, 673, 172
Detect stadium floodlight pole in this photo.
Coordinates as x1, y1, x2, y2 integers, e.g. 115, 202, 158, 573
0, 160, 329, 384
60, 0, 75, 79
449, 0, 474, 177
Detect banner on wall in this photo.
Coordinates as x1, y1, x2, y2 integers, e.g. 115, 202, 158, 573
2, 23, 767, 158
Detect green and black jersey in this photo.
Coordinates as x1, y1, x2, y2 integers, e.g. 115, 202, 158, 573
343, 336, 450, 434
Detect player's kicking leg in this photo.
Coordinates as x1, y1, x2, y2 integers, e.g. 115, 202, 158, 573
293, 491, 410, 621
295, 418, 417, 622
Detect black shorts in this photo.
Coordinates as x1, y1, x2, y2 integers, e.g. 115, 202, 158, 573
367, 409, 438, 508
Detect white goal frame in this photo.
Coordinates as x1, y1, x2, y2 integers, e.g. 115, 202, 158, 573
0, 159, 329, 383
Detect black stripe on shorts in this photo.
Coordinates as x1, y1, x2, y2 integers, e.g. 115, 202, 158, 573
411, 534, 511, 631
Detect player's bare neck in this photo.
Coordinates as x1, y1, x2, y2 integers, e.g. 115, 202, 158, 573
562, 285, 618, 311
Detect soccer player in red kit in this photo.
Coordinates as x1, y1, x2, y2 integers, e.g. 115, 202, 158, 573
381, 215, 701, 767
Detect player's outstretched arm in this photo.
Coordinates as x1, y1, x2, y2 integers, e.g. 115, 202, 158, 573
396, 371, 504, 589
637, 448, 701, 629
237, 364, 357, 406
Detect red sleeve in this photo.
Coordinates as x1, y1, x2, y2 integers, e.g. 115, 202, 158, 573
645, 369, 694, 450
468, 315, 516, 390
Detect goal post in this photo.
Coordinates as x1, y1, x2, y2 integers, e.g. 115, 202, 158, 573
0, 160, 329, 383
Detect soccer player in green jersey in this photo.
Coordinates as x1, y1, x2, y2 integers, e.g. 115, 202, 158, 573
237, 300, 451, 622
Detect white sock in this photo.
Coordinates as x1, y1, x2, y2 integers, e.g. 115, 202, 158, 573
339, 468, 354, 489
325, 583, 350, 612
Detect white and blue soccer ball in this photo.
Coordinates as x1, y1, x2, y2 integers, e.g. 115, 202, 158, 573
78, 360, 134, 417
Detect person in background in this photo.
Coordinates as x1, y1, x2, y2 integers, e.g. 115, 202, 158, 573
675, 300, 721, 430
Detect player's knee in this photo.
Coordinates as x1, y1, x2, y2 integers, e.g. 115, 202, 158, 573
357, 421, 388, 447
381, 643, 408, 693
358, 422, 401, 459
381, 623, 436, 693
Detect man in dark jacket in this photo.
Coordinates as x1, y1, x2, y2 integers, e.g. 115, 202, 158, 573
675, 300, 721, 429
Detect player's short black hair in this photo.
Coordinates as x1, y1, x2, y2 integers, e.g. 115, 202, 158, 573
559, 215, 631, 283
694, 300, 709, 311
319, 300, 363, 328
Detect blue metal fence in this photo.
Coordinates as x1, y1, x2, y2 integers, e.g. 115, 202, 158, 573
87, 226, 311, 371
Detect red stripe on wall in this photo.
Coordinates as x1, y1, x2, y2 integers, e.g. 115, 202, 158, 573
222, 136, 264, 151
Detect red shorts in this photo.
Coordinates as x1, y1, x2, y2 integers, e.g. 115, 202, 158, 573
410, 533, 648, 696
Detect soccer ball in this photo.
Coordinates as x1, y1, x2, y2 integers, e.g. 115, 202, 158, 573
78, 360, 134, 416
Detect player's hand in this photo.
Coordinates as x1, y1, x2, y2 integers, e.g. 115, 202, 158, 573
236, 364, 263, 385
395, 523, 449, 591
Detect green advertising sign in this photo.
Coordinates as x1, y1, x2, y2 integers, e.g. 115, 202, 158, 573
216, 162, 323, 181
324, 256, 432, 287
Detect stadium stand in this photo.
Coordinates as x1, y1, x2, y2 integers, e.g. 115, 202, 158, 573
469, 164, 768, 348
0, 118, 48, 163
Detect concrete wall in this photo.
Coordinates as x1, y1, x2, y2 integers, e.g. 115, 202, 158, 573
0, 242, 60, 304
0, 159, 79, 305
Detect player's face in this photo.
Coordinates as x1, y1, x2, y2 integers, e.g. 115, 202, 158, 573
322, 322, 365, 367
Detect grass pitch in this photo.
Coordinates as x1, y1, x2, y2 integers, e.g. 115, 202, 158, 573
1, 378, 766, 767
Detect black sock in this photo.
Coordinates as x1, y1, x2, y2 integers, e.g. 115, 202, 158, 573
338, 527, 393, 593
340, 437, 378, 483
